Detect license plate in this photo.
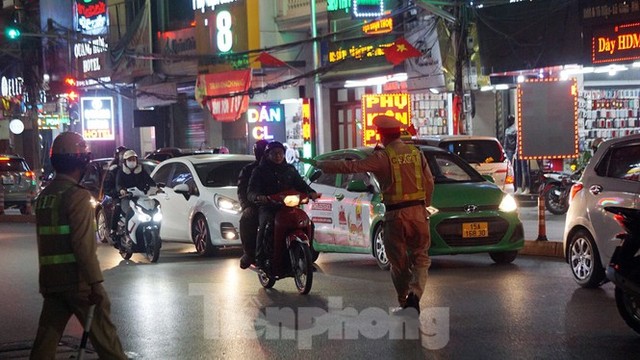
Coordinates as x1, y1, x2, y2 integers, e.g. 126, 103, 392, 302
462, 222, 488, 238
2, 176, 14, 185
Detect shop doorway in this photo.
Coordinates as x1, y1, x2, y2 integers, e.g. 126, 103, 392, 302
335, 105, 362, 150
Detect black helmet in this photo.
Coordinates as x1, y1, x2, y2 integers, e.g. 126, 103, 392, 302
253, 140, 269, 159
265, 141, 285, 154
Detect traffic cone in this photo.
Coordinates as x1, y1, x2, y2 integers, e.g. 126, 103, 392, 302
536, 193, 548, 241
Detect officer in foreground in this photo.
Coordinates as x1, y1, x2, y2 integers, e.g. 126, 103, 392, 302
31, 132, 127, 359
237, 139, 269, 269
315, 115, 434, 314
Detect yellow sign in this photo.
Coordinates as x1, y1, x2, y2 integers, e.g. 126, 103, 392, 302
361, 93, 411, 146
362, 18, 393, 35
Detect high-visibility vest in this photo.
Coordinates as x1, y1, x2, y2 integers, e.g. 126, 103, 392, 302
35, 183, 79, 293
384, 145, 425, 203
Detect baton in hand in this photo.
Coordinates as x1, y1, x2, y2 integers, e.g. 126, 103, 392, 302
77, 304, 96, 360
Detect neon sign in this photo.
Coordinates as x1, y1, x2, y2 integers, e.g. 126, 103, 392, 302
76, 0, 107, 33
247, 103, 286, 143
361, 94, 411, 146
81, 97, 114, 141
301, 98, 314, 159
362, 18, 393, 35
592, 22, 640, 64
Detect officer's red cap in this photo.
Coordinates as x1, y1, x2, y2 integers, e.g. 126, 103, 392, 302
373, 115, 403, 134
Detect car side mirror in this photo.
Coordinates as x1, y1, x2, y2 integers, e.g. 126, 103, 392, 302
482, 174, 495, 183
346, 179, 370, 193
174, 183, 191, 200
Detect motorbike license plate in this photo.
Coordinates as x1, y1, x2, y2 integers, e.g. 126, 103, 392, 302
462, 222, 488, 238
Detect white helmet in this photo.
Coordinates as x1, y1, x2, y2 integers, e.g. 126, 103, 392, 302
123, 149, 138, 160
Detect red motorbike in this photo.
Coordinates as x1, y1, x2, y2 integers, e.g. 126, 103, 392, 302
252, 190, 317, 295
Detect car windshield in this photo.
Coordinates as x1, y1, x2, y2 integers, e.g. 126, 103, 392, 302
0, 158, 28, 172
439, 140, 504, 163
194, 161, 252, 187
423, 151, 486, 184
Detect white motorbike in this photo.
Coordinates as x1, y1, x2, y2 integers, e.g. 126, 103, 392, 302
115, 186, 163, 262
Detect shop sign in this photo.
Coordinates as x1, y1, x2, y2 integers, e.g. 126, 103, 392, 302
246, 103, 286, 148
75, 0, 107, 34
38, 114, 70, 130
327, 0, 387, 18
592, 22, 640, 64
301, 98, 314, 159
81, 97, 114, 141
195, 69, 252, 122
362, 18, 393, 35
193, 0, 239, 13
111, 0, 153, 82
158, 28, 198, 75
361, 93, 411, 146
1, 76, 23, 98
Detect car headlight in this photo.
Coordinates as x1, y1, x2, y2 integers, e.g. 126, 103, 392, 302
499, 193, 518, 212
215, 194, 241, 214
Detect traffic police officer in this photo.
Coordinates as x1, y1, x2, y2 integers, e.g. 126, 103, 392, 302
315, 115, 434, 314
31, 132, 127, 359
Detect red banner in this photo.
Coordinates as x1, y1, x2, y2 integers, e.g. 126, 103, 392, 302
195, 69, 252, 122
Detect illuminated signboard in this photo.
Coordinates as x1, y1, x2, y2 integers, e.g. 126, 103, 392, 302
361, 93, 411, 147
362, 18, 393, 35
301, 98, 314, 159
1, 76, 23, 97
73, 0, 110, 82
327, 0, 386, 18
75, 0, 107, 33
38, 114, 70, 130
193, 0, 238, 13
517, 78, 578, 160
592, 22, 640, 64
81, 97, 115, 141
246, 103, 286, 150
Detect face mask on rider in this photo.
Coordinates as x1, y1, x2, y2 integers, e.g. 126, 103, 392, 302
126, 160, 137, 169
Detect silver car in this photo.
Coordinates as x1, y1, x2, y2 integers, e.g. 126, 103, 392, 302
0, 154, 38, 215
563, 134, 640, 288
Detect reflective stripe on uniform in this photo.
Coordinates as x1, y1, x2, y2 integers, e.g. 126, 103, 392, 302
39, 253, 76, 265
37, 225, 71, 235
384, 146, 425, 202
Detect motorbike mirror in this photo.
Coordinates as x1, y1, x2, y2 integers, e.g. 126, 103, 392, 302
309, 170, 322, 183
174, 183, 191, 200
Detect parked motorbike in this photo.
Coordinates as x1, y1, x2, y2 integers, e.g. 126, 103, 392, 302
539, 170, 580, 215
605, 206, 640, 334
252, 190, 318, 295
114, 186, 163, 262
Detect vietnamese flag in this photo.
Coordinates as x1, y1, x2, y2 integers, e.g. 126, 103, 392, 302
256, 51, 288, 67
384, 37, 422, 65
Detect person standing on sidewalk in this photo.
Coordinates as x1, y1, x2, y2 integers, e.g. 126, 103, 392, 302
315, 115, 434, 314
31, 132, 127, 360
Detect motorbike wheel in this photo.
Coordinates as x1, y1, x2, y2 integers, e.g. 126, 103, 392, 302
545, 185, 569, 215
372, 225, 390, 270
119, 234, 133, 260
96, 208, 109, 244
144, 231, 161, 263
614, 286, 640, 334
258, 269, 276, 289
290, 240, 313, 295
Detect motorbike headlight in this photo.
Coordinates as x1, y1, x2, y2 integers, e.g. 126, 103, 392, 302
136, 205, 152, 222
283, 195, 301, 207
499, 194, 518, 212
153, 208, 162, 222
215, 195, 241, 214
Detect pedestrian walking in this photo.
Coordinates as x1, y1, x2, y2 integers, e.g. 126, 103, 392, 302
315, 115, 434, 314
30, 132, 127, 360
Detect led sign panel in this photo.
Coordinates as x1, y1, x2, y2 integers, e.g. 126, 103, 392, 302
592, 22, 640, 64
81, 97, 115, 141
361, 93, 411, 147
246, 103, 286, 151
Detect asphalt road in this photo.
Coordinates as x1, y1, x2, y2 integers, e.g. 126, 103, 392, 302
1, 220, 639, 359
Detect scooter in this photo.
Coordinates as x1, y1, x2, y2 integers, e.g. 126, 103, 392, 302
605, 206, 640, 334
115, 186, 163, 262
252, 190, 318, 295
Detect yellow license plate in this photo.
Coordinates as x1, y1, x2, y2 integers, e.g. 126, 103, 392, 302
462, 222, 488, 238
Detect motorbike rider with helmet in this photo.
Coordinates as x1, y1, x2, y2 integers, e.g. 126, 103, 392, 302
104, 146, 128, 239
115, 149, 156, 230
247, 141, 319, 269
31, 132, 127, 359
237, 139, 269, 269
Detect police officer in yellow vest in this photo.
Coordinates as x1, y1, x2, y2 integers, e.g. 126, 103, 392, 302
31, 132, 127, 359
316, 115, 434, 314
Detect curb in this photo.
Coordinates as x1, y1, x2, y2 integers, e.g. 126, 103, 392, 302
520, 239, 564, 258
0, 215, 36, 223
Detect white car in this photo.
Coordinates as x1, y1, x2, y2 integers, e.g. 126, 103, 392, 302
411, 135, 515, 192
150, 154, 254, 256
563, 134, 640, 288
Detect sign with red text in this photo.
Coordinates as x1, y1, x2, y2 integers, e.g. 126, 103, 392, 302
195, 69, 252, 122
592, 22, 640, 64
81, 97, 114, 141
361, 94, 411, 146
246, 103, 286, 152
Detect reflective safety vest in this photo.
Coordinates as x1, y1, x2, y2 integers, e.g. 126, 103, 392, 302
383, 145, 425, 203
36, 183, 79, 293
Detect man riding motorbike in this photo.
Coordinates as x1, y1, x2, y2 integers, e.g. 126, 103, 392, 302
104, 146, 128, 239
115, 150, 156, 234
247, 141, 319, 269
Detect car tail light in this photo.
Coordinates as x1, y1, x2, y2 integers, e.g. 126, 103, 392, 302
24, 170, 35, 179
569, 182, 583, 202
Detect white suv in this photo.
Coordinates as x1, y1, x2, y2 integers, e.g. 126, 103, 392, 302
411, 135, 514, 192
563, 134, 640, 288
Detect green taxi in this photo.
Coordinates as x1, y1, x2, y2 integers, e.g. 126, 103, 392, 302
304, 145, 524, 269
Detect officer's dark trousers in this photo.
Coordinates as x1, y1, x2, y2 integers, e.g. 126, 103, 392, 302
239, 206, 259, 260
256, 206, 277, 264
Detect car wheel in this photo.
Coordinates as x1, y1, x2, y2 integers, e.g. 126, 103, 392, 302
568, 229, 606, 288
192, 214, 216, 256
96, 208, 110, 243
372, 225, 390, 270
489, 251, 518, 264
